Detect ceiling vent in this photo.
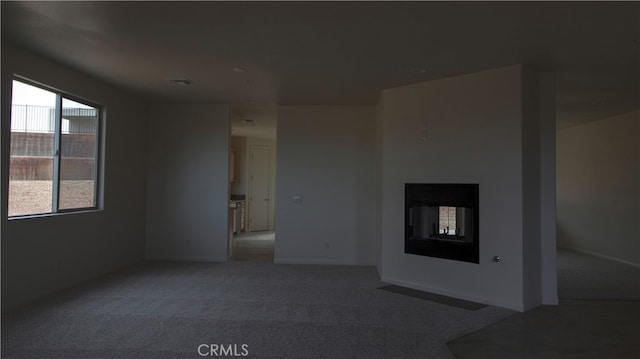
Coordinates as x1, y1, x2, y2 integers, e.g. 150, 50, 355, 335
166, 78, 192, 85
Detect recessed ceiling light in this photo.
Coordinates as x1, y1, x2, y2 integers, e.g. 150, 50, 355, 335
234, 67, 247, 73
166, 78, 192, 85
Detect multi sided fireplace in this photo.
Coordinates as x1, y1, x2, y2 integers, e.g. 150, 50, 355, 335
405, 183, 479, 263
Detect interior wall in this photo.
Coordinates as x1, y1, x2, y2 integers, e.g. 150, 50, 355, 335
230, 136, 247, 196
379, 65, 542, 311
521, 67, 542, 310
275, 106, 376, 265
145, 104, 230, 261
557, 110, 640, 266
246, 137, 276, 231
537, 72, 558, 305
521, 69, 557, 309
375, 98, 384, 273
1, 44, 148, 311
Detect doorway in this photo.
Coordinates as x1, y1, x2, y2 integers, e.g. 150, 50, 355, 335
229, 104, 277, 262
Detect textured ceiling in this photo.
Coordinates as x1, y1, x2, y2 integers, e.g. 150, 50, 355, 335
2, 1, 639, 131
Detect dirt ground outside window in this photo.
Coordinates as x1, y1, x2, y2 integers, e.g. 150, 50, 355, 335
8, 180, 95, 216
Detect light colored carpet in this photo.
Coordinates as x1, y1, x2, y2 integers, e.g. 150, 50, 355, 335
2, 262, 513, 358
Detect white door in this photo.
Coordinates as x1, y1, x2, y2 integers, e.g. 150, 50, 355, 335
249, 146, 270, 231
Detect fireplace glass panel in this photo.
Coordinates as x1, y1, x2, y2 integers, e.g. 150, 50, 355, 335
410, 205, 474, 242
405, 183, 479, 263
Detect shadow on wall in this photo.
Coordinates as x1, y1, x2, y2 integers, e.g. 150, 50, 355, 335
556, 224, 572, 249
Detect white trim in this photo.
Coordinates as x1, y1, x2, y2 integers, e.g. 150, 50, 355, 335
7, 208, 102, 220
275, 257, 375, 266
380, 275, 524, 312
558, 246, 640, 268
145, 255, 227, 262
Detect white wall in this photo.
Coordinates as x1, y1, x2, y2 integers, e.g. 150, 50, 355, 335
230, 136, 247, 195
521, 69, 558, 308
378, 65, 555, 311
1, 44, 148, 311
145, 104, 230, 261
536, 72, 558, 305
375, 99, 385, 272
557, 110, 640, 266
275, 106, 376, 265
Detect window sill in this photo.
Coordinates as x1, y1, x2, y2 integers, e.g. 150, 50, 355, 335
7, 208, 103, 221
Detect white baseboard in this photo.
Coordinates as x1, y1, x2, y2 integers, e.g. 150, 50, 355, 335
274, 257, 374, 266
380, 275, 525, 312
145, 255, 227, 262
559, 246, 640, 268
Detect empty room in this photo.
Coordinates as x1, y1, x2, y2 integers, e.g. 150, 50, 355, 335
1, 2, 639, 358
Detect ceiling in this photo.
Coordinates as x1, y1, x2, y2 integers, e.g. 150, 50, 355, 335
2, 1, 639, 132
230, 103, 277, 139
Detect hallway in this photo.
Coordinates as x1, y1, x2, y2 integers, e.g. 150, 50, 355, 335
230, 231, 275, 262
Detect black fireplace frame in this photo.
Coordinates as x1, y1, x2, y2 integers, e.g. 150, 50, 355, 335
405, 183, 479, 264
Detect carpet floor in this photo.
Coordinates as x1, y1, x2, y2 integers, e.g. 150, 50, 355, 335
1, 262, 513, 358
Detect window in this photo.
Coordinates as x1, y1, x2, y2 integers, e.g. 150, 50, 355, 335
8, 79, 101, 217
438, 206, 464, 237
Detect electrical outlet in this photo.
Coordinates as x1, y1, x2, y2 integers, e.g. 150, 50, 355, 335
324, 241, 330, 249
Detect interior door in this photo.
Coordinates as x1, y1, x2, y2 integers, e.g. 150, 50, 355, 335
249, 146, 270, 231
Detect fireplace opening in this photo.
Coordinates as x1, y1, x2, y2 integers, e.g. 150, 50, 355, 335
405, 184, 479, 263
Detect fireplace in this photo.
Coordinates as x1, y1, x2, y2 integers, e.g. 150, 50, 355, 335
405, 183, 479, 263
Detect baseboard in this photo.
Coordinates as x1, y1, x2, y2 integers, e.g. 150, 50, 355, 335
2, 258, 142, 313
275, 257, 375, 266
145, 255, 227, 262
559, 246, 640, 268
380, 275, 524, 312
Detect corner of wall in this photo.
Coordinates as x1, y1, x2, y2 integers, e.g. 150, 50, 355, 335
557, 110, 640, 267
374, 98, 384, 274
520, 67, 558, 309
145, 104, 230, 262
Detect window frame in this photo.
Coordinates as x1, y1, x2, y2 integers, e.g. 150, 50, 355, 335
8, 76, 103, 219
